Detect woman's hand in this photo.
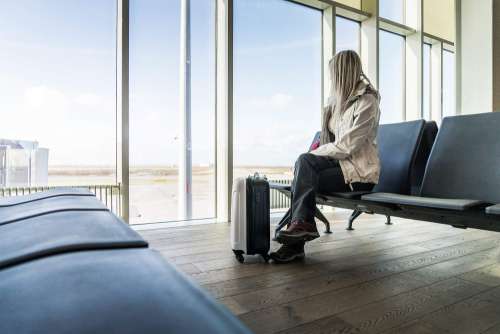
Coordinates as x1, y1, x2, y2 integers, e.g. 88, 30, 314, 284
310, 144, 333, 157
310, 140, 320, 151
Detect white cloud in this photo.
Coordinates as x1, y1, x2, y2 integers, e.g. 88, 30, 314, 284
0, 38, 112, 57
74, 93, 103, 106
270, 93, 293, 109
24, 85, 68, 110
249, 93, 294, 111
236, 38, 321, 56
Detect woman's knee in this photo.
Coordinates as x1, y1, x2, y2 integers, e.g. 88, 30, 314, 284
295, 153, 314, 168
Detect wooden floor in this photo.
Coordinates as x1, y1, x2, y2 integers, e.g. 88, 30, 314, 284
139, 211, 500, 334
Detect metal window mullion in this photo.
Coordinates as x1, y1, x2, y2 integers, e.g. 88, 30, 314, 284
117, 0, 130, 223
322, 6, 335, 107
431, 41, 443, 122
361, 0, 379, 88
403, 0, 423, 121
216, 0, 233, 223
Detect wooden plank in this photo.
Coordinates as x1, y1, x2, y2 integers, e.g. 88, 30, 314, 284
174, 263, 202, 275
412, 286, 500, 334
482, 322, 500, 334
234, 274, 426, 333
141, 217, 500, 333
188, 226, 459, 271
202, 229, 472, 299
459, 263, 500, 287
381, 319, 451, 334
150, 215, 430, 254
233, 239, 500, 333
200, 234, 497, 302
399, 246, 500, 284
189, 230, 466, 284
146, 222, 442, 265
241, 278, 487, 334
325, 278, 487, 334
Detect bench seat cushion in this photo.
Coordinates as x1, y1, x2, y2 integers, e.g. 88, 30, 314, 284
0, 249, 251, 334
0, 188, 94, 207
269, 182, 291, 192
330, 191, 371, 199
0, 196, 107, 226
486, 204, 500, 215
0, 211, 147, 269
361, 192, 484, 211
269, 182, 370, 199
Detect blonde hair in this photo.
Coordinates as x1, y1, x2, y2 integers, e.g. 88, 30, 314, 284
329, 50, 376, 112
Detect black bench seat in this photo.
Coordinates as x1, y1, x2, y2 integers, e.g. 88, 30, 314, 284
0, 196, 108, 226
0, 189, 251, 333
272, 112, 500, 234
269, 182, 291, 192
0, 187, 94, 207
362, 192, 484, 211
330, 191, 371, 199
338, 113, 500, 232
271, 120, 428, 232
268, 183, 369, 199
0, 211, 147, 270
486, 204, 500, 215
0, 249, 251, 334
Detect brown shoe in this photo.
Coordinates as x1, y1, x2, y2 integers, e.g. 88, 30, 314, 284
270, 242, 305, 263
276, 220, 320, 244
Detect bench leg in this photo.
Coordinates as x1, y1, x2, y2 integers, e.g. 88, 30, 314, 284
347, 209, 362, 231
314, 206, 332, 234
385, 215, 392, 225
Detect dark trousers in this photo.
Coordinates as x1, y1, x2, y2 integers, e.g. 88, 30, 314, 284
291, 153, 374, 223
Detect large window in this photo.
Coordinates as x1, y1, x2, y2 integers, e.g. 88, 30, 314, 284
0, 1, 117, 187
379, 30, 405, 124
422, 43, 431, 120
0, 0, 459, 223
379, 0, 405, 23
442, 49, 455, 118
336, 16, 360, 53
129, 0, 216, 224
233, 0, 322, 181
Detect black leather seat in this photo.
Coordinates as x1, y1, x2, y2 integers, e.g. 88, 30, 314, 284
363, 113, 500, 211
0, 196, 108, 226
0, 249, 251, 334
371, 120, 426, 194
0, 188, 94, 207
268, 182, 291, 193
329, 120, 426, 199
0, 211, 147, 269
362, 192, 483, 210
410, 121, 438, 195
270, 120, 427, 231
486, 204, 500, 215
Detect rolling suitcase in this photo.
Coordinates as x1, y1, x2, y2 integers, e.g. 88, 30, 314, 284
231, 173, 270, 263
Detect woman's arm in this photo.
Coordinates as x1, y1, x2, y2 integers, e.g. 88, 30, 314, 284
311, 94, 379, 159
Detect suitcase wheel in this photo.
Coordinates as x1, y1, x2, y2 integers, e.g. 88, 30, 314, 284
261, 253, 270, 263
233, 250, 245, 263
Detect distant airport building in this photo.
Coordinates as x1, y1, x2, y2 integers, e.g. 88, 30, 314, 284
0, 139, 49, 187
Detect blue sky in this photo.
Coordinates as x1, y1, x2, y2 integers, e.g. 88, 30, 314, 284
0, 0, 409, 167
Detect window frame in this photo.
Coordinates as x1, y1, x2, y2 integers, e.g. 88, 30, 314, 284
114, 0, 459, 223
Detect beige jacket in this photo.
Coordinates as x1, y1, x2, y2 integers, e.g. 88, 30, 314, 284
311, 81, 381, 185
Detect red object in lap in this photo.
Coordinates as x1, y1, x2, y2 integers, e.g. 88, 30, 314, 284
310, 140, 320, 151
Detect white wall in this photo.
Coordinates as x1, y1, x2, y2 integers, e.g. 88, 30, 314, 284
460, 0, 493, 114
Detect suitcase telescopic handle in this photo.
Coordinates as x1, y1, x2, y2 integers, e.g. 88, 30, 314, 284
252, 172, 268, 181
